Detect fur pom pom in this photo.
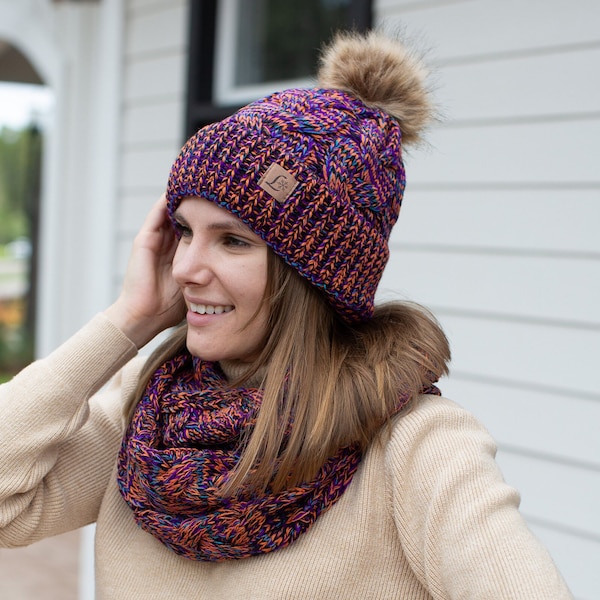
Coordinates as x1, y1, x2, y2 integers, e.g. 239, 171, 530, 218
318, 31, 432, 145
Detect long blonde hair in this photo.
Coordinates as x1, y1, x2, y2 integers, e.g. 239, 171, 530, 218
132, 252, 450, 495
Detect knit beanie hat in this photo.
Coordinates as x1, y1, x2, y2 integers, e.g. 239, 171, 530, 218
166, 31, 431, 323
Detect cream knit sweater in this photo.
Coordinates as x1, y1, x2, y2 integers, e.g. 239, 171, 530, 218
0, 314, 572, 599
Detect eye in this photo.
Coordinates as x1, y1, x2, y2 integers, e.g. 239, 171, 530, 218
173, 219, 192, 238
223, 235, 251, 248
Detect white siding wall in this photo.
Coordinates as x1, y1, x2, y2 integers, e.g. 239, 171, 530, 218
375, 1, 600, 598
114, 0, 188, 297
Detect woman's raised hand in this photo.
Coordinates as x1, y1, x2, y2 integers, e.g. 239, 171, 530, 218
104, 195, 186, 348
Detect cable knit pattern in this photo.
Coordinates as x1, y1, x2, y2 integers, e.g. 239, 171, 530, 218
117, 351, 365, 560
166, 88, 404, 323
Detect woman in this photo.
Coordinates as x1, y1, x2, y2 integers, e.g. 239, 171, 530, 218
0, 31, 572, 598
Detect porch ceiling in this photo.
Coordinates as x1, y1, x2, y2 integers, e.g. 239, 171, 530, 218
0, 41, 43, 84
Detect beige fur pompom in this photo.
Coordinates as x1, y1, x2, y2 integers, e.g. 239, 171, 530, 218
318, 31, 432, 145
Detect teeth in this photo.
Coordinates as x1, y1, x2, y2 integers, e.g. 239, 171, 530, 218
190, 303, 233, 315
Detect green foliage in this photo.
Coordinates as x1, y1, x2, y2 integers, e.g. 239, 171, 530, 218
0, 206, 27, 244
0, 125, 39, 372
0, 320, 33, 377
0, 124, 41, 244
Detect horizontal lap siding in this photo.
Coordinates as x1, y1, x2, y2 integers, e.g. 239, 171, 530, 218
381, 250, 600, 324
379, 0, 600, 55
391, 189, 599, 253
115, 0, 188, 285
440, 316, 599, 398
375, 0, 600, 597
437, 378, 600, 467
407, 120, 599, 184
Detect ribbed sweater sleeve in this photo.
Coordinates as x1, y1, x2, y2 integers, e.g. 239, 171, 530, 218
386, 395, 573, 599
0, 313, 137, 547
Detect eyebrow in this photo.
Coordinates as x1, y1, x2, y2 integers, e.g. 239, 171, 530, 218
206, 219, 252, 234
173, 209, 253, 234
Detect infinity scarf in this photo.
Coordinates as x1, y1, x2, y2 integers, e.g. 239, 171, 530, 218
117, 351, 439, 561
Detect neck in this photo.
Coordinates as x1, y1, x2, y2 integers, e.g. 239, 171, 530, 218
218, 359, 266, 388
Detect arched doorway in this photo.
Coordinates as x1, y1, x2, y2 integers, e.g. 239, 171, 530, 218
0, 41, 49, 379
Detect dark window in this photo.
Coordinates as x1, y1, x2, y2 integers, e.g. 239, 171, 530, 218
233, 0, 360, 86
184, 0, 371, 137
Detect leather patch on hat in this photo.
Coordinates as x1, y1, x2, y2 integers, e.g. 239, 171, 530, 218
258, 163, 298, 203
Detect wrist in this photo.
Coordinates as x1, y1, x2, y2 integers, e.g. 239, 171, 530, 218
103, 301, 154, 349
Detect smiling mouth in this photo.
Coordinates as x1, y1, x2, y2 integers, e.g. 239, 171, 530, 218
189, 303, 234, 315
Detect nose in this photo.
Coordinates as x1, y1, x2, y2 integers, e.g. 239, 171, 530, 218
172, 238, 213, 287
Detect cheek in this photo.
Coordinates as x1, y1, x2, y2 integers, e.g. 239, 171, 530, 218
256, 263, 269, 296
237, 254, 268, 306
240, 272, 267, 312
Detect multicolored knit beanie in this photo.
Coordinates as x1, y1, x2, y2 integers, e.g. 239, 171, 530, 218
166, 31, 431, 322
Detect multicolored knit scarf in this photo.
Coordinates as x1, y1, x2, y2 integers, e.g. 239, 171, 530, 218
117, 351, 439, 561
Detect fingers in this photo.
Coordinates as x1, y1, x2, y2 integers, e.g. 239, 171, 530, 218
133, 194, 177, 257
104, 193, 184, 347
137, 194, 169, 236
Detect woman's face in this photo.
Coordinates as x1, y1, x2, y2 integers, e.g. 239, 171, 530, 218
171, 197, 270, 363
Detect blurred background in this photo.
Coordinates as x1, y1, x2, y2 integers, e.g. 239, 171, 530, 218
0, 0, 598, 598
